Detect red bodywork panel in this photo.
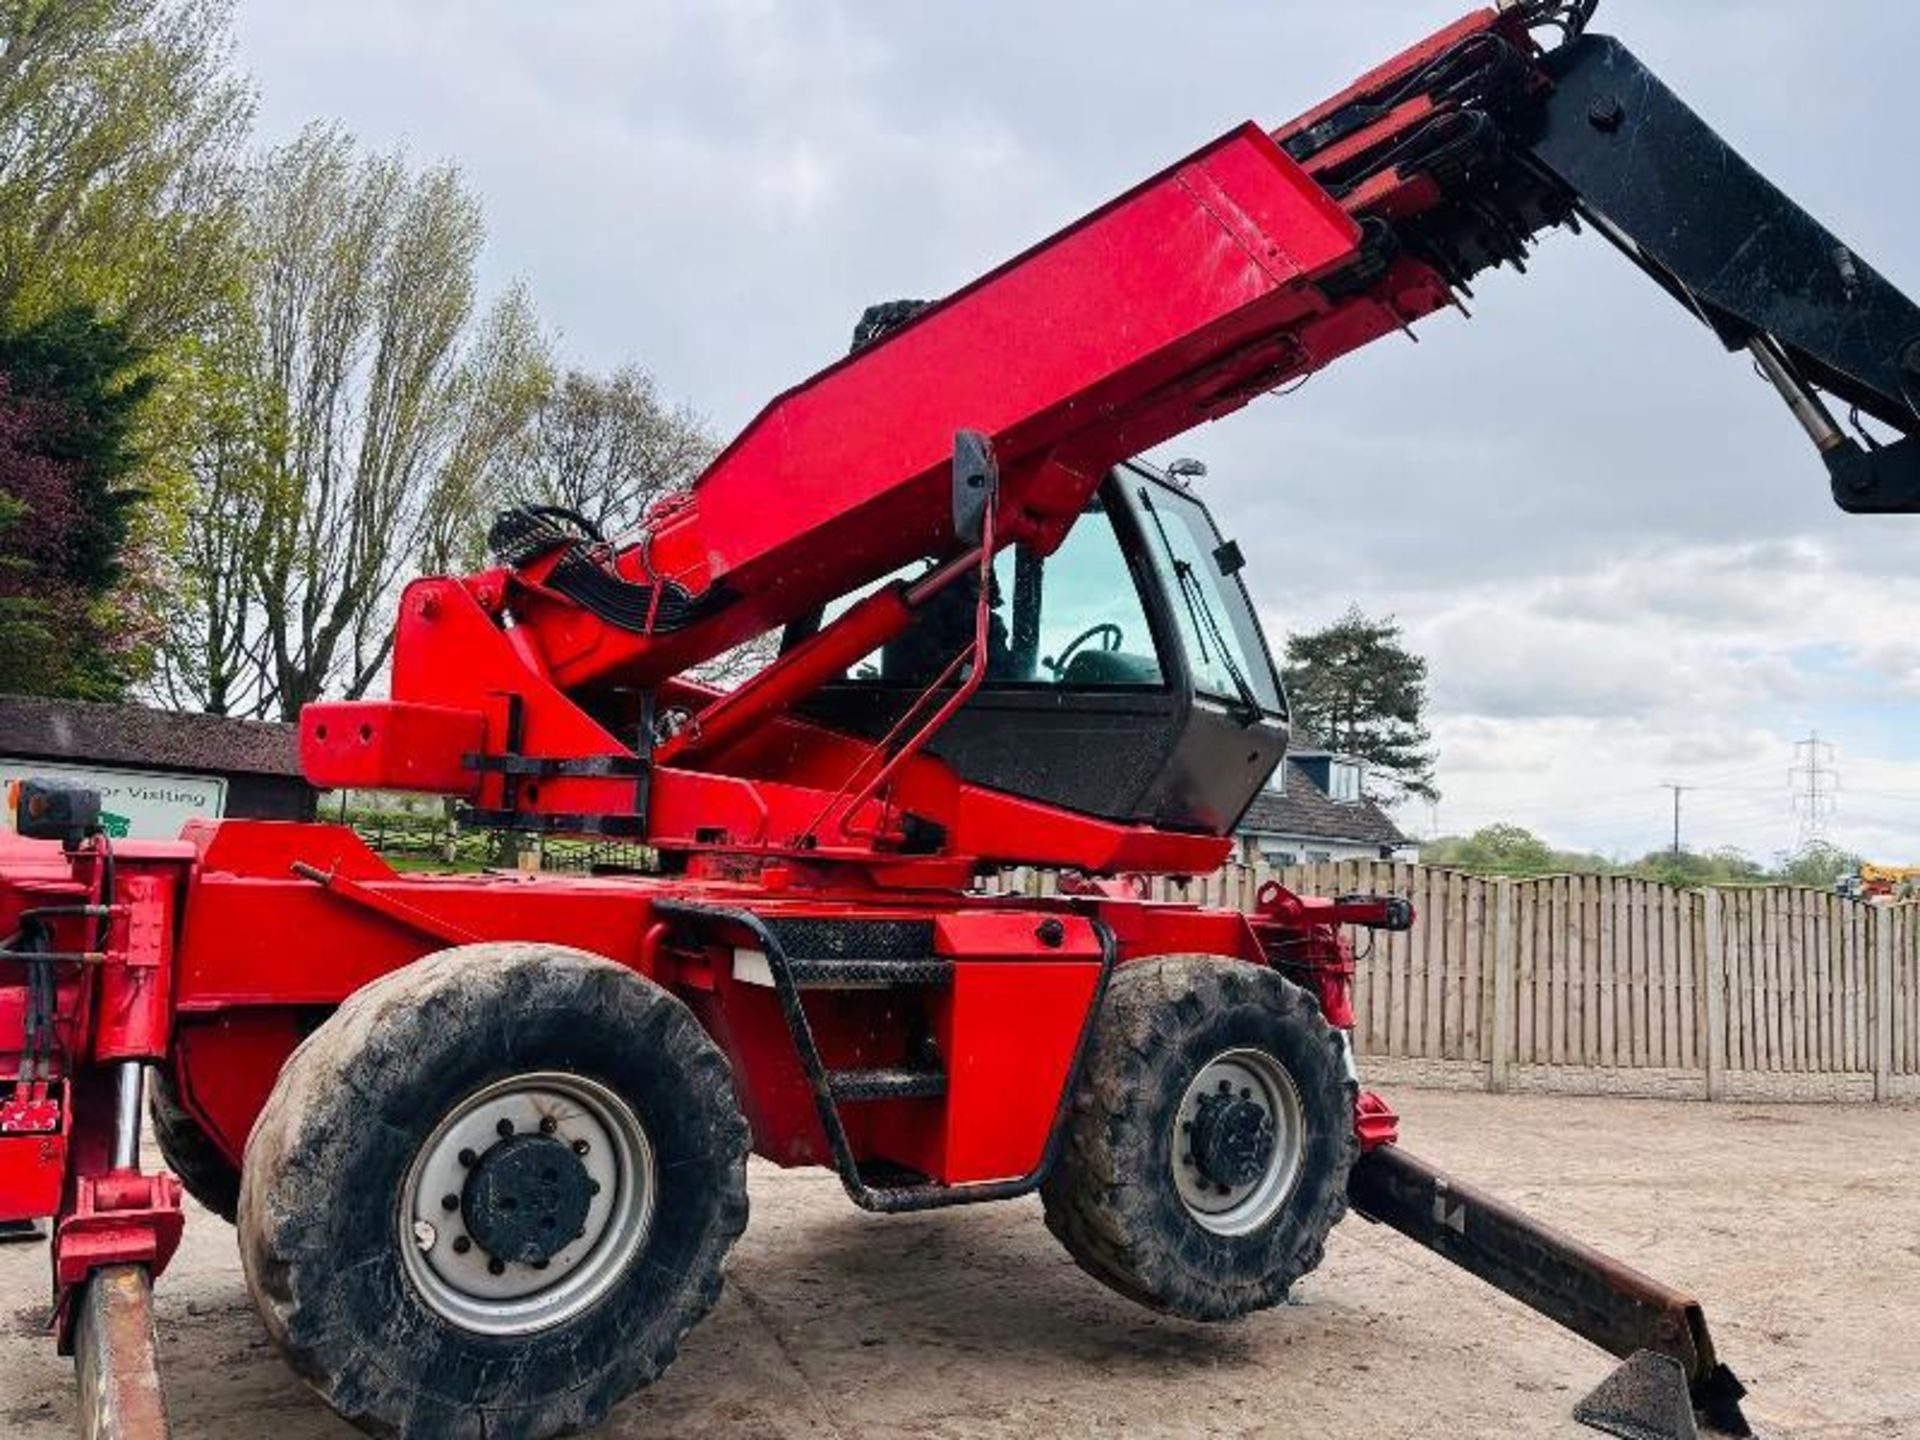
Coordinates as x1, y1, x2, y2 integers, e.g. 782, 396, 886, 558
113, 821, 1382, 1200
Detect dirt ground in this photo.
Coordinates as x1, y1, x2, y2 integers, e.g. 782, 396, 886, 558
2, 1088, 1915, 1438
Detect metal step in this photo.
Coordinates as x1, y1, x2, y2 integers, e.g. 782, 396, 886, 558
850, 1158, 942, 1206
787, 956, 954, 988
826, 1065, 947, 1102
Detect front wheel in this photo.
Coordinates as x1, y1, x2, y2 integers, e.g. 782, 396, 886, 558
1041, 954, 1356, 1322
238, 943, 750, 1439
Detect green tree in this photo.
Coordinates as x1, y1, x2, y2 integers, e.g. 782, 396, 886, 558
0, 306, 154, 697
1283, 607, 1437, 804
1423, 824, 1567, 875
1, 0, 252, 698
0, 0, 252, 345
1776, 842, 1863, 890
1629, 846, 1768, 889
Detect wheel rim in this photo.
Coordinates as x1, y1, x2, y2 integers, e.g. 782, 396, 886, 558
1171, 1048, 1305, 1237
399, 1071, 656, 1336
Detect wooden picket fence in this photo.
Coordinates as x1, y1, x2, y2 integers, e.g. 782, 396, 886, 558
1000, 861, 1920, 1102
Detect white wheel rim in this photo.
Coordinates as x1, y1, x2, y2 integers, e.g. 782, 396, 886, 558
399, 1071, 656, 1336
1171, 1048, 1305, 1237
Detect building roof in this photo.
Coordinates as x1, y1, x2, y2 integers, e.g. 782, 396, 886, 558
1238, 758, 1410, 849
0, 695, 303, 779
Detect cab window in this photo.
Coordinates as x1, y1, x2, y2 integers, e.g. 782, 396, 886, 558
807, 496, 1163, 689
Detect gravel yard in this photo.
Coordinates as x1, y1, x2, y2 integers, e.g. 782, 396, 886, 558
3, 1087, 1914, 1438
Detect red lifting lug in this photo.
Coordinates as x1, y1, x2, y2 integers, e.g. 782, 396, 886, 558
1354, 1090, 1400, 1153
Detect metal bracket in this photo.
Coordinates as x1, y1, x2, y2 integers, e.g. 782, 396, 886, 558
1827, 435, 1920, 515
460, 753, 650, 778
951, 429, 999, 547
1576, 1350, 1701, 1440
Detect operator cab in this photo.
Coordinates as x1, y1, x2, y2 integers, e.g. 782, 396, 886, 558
782, 460, 1289, 835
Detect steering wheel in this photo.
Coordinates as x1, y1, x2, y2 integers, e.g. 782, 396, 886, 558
1046, 623, 1125, 680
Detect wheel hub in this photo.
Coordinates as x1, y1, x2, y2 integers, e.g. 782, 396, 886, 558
1191, 1092, 1276, 1189
461, 1133, 594, 1264
1171, 1048, 1306, 1237
400, 1072, 656, 1336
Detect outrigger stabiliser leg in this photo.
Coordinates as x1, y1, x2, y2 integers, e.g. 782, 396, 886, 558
1351, 1145, 1751, 1440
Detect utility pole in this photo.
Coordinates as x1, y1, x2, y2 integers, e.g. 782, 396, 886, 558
1659, 783, 1692, 856
1790, 733, 1839, 849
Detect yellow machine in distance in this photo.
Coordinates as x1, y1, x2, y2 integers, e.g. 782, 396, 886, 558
1837, 864, 1920, 902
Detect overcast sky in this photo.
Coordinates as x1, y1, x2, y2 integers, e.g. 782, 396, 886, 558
232, 0, 1920, 864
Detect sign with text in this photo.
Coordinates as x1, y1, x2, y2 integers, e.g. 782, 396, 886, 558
0, 758, 226, 840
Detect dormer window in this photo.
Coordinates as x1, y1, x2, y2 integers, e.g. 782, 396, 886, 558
1329, 761, 1362, 804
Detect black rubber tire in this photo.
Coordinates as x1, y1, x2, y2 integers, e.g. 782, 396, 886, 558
1040, 954, 1357, 1322
149, 1067, 241, 1224
849, 298, 930, 354
238, 943, 750, 1440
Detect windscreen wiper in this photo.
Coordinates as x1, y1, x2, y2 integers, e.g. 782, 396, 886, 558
1137, 488, 1263, 721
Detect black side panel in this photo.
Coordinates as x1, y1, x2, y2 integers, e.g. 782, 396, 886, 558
1530, 35, 1920, 433
796, 686, 1186, 824
1137, 700, 1290, 836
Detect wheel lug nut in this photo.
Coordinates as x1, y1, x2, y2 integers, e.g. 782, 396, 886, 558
496, 1118, 514, 1137
1240, 1087, 1252, 1100
458, 1148, 477, 1168
533, 1258, 550, 1271
440, 1194, 459, 1213
452, 1235, 472, 1254
487, 1258, 506, 1276
1218, 1080, 1231, 1094
540, 1117, 558, 1135
572, 1139, 590, 1156
587, 1179, 601, 1196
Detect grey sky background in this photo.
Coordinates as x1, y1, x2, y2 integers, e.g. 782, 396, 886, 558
231, 0, 1920, 863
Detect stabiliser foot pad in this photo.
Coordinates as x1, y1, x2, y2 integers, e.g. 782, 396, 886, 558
1576, 1350, 1699, 1440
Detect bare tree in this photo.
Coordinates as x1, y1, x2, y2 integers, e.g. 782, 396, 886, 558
151, 319, 276, 714
505, 364, 716, 538
158, 128, 743, 713
161, 126, 549, 719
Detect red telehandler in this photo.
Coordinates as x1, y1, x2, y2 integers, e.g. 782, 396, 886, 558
4, 3, 1916, 1436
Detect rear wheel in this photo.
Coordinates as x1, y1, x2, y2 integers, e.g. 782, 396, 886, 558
1041, 953, 1356, 1321
238, 942, 750, 1439
149, 1068, 240, 1224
